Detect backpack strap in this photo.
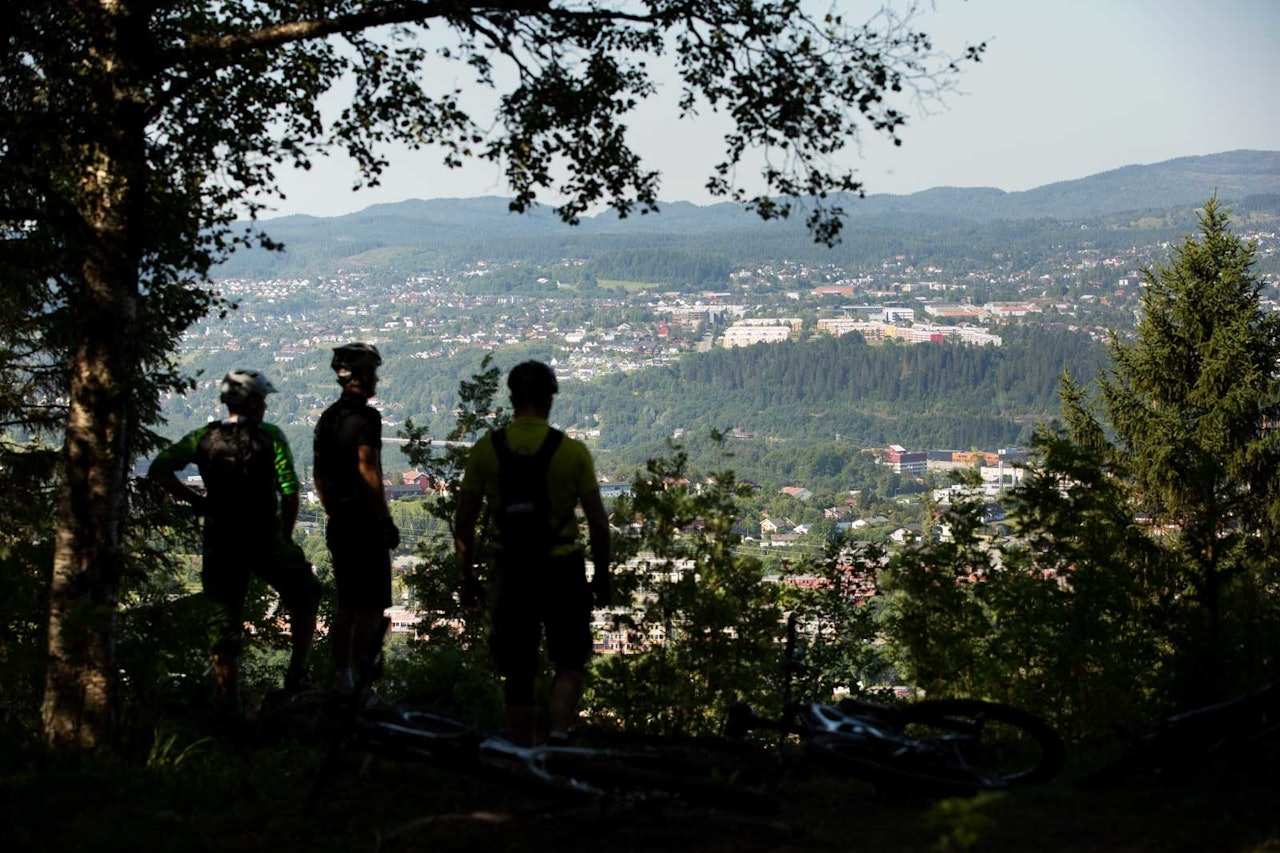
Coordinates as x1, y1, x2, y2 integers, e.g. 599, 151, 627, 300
491, 427, 512, 464
492, 427, 564, 467
532, 428, 564, 468
533, 430, 573, 546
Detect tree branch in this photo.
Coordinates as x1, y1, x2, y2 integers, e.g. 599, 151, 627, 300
166, 1, 647, 66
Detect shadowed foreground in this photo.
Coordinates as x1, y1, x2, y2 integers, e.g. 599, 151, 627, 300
3, 721, 1277, 853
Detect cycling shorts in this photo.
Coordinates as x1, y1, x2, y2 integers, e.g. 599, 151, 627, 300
489, 552, 592, 696
326, 511, 393, 612
202, 522, 321, 654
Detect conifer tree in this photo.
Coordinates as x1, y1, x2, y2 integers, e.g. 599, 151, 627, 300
1097, 198, 1280, 701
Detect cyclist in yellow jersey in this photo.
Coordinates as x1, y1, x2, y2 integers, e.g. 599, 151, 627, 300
455, 361, 612, 745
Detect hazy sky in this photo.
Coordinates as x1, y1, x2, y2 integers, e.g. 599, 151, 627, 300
266, 0, 1280, 219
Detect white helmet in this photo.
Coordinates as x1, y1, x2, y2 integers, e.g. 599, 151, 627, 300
219, 369, 277, 405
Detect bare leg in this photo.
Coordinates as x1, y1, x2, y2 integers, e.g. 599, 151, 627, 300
330, 608, 358, 692
289, 610, 316, 674
351, 611, 385, 677
548, 668, 585, 737
332, 608, 356, 670
212, 652, 240, 710
506, 704, 537, 746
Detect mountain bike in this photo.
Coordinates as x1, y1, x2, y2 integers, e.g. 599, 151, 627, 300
724, 615, 1066, 797
307, 618, 780, 815
354, 703, 781, 812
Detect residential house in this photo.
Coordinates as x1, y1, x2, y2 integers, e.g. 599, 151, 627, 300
890, 524, 923, 544
599, 480, 633, 499
760, 516, 796, 536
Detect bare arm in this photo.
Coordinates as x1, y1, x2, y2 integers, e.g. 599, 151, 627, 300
453, 489, 483, 576
280, 492, 299, 538
580, 489, 611, 584
453, 488, 483, 607
148, 465, 206, 513
357, 444, 389, 518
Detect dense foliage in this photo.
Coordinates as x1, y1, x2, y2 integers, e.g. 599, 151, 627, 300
878, 202, 1280, 740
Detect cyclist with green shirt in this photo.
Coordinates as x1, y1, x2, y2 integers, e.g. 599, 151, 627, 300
150, 369, 321, 708
455, 361, 612, 746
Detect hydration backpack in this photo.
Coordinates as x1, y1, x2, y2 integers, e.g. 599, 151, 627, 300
491, 428, 569, 557
196, 419, 278, 526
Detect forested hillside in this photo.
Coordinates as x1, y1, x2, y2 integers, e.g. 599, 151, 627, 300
552, 325, 1107, 465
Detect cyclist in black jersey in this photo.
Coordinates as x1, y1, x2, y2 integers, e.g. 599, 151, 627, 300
314, 343, 398, 697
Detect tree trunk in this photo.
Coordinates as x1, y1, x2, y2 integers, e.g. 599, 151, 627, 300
41, 2, 146, 750
42, 333, 133, 750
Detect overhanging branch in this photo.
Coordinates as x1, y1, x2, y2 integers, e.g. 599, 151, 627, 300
167, 1, 654, 66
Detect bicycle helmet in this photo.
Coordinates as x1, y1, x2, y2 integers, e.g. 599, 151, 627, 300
331, 342, 382, 386
219, 369, 277, 405
508, 360, 559, 407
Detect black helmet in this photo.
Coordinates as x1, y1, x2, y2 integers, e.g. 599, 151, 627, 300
219, 369, 277, 405
508, 361, 558, 407
331, 342, 382, 386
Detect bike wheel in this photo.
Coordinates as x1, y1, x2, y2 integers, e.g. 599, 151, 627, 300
892, 699, 1065, 786
803, 734, 963, 796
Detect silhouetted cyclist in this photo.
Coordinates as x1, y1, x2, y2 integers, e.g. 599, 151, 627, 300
455, 360, 612, 745
151, 369, 321, 710
314, 342, 398, 697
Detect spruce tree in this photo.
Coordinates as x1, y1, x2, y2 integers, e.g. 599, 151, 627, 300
1099, 198, 1280, 701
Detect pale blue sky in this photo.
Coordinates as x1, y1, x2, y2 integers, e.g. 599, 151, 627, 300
267, 0, 1280, 218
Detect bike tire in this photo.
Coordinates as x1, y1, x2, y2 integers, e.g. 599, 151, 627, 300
1081, 680, 1280, 788
891, 699, 1065, 786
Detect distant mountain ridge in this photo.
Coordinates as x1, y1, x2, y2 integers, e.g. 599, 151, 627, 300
218, 150, 1280, 276
872, 150, 1280, 221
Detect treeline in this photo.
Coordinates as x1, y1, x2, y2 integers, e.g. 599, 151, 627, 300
457, 263, 562, 295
